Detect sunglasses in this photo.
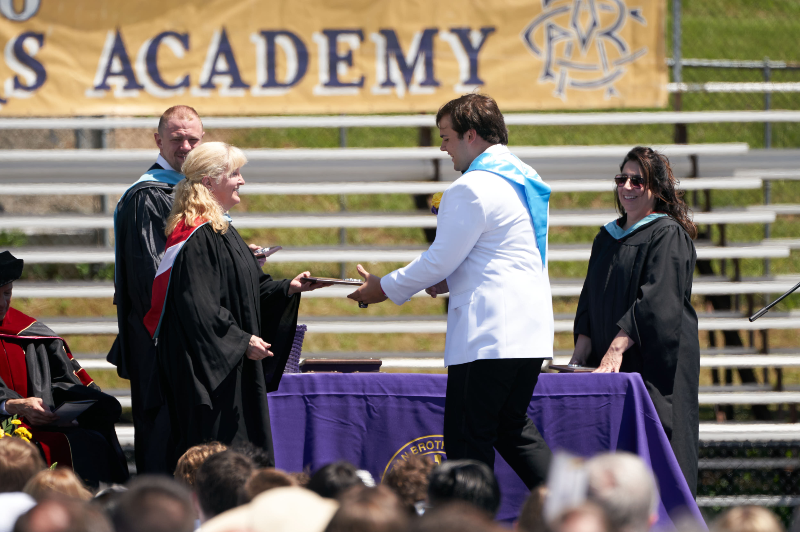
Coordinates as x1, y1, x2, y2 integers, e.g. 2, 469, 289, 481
614, 174, 645, 189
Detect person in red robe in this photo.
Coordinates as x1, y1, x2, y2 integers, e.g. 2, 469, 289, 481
0, 251, 128, 487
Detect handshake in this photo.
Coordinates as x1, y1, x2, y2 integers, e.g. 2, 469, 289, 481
346, 265, 448, 308
249, 244, 447, 308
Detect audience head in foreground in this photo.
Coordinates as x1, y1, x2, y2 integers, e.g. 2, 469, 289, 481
585, 452, 659, 531
244, 467, 297, 503
200, 486, 339, 532
427, 459, 501, 518
0, 437, 45, 493
173, 441, 227, 488
14, 498, 112, 532
325, 485, 408, 532
711, 505, 784, 532
23, 467, 92, 501
111, 475, 195, 532
382, 455, 435, 515
0, 492, 36, 531
516, 485, 547, 532
307, 461, 365, 500
549, 502, 610, 532
412, 501, 504, 532
194, 450, 255, 522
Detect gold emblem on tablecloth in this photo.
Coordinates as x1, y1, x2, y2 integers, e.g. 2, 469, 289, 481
382, 435, 446, 481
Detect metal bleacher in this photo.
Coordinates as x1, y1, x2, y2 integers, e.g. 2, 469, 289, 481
2, 111, 800, 460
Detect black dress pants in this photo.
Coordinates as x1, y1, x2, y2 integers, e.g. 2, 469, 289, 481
444, 358, 552, 489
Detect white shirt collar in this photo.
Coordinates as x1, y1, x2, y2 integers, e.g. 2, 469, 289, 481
156, 154, 176, 173
485, 144, 508, 154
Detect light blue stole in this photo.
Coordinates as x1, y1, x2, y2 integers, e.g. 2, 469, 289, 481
113, 168, 184, 285
465, 149, 551, 268
603, 213, 666, 239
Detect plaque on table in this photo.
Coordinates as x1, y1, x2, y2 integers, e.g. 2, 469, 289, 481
549, 364, 596, 373
300, 358, 382, 373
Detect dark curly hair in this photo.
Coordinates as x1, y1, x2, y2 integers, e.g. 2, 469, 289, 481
616, 146, 697, 239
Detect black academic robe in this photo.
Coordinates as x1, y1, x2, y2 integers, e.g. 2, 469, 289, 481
106, 162, 174, 474
156, 224, 301, 471
0, 308, 129, 487
574, 216, 701, 496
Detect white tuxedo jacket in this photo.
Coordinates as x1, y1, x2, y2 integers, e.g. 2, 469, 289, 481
381, 145, 554, 367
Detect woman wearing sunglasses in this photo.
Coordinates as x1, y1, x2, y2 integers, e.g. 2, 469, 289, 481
569, 146, 701, 496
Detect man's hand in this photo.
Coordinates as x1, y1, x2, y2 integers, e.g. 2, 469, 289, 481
425, 280, 449, 298
288, 272, 333, 295
347, 265, 388, 305
5, 397, 58, 426
246, 335, 273, 361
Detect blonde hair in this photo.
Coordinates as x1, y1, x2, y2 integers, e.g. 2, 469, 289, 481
711, 506, 784, 532
173, 441, 228, 488
165, 142, 248, 236
23, 467, 93, 501
0, 437, 46, 492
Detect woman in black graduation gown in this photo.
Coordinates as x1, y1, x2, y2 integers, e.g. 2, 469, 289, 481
570, 146, 701, 496
154, 142, 329, 471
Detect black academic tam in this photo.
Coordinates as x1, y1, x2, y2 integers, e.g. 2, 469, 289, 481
574, 216, 701, 496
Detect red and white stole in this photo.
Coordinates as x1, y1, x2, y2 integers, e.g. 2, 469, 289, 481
0, 308, 35, 397
144, 219, 208, 339
0, 307, 94, 390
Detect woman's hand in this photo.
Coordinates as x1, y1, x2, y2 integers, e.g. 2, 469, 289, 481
425, 280, 449, 298
569, 334, 592, 366
5, 397, 59, 426
246, 335, 273, 361
249, 244, 282, 268
593, 330, 634, 373
288, 272, 333, 295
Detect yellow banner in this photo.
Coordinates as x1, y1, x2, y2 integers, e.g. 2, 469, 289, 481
0, 0, 667, 116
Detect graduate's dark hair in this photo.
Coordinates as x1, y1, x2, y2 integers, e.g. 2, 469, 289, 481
427, 460, 501, 518
436, 94, 508, 145
616, 146, 697, 239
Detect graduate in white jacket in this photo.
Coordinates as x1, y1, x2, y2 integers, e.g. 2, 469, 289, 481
348, 94, 554, 488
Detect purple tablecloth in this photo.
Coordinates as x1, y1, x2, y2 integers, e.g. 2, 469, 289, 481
268, 372, 704, 529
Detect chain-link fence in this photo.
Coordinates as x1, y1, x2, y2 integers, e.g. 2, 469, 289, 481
699, 442, 800, 528
669, 0, 800, 147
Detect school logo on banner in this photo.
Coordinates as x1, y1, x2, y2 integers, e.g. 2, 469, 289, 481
521, 0, 650, 100
382, 435, 446, 481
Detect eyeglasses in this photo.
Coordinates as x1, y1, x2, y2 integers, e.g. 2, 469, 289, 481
614, 174, 645, 189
